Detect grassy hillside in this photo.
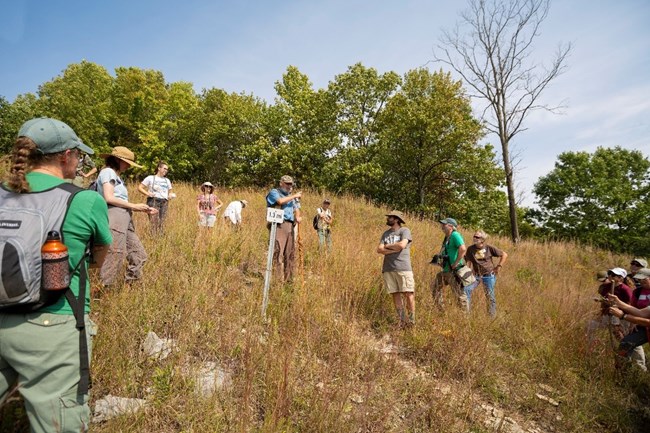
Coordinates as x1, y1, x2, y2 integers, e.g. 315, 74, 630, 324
3, 182, 649, 432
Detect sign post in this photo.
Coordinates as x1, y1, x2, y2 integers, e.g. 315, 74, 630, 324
263, 208, 284, 318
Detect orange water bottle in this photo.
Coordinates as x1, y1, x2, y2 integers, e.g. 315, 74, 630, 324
41, 231, 70, 291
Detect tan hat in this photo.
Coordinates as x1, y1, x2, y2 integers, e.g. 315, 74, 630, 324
201, 181, 214, 190
279, 175, 294, 184
596, 270, 608, 282
100, 146, 142, 168
386, 210, 405, 224
240, 199, 248, 207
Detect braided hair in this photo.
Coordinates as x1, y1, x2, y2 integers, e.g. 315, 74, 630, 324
6, 137, 64, 193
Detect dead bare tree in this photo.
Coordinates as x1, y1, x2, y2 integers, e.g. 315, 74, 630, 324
435, 0, 571, 242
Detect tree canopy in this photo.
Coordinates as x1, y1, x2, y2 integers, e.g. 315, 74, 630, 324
532, 147, 650, 255
2, 60, 510, 232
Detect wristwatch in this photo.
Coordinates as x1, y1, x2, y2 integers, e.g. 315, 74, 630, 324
621, 313, 627, 320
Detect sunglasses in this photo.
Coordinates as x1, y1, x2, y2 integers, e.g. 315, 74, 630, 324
473, 236, 483, 239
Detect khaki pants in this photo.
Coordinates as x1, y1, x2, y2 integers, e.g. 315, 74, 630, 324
0, 312, 96, 433
273, 221, 296, 282
100, 207, 147, 286
431, 271, 468, 311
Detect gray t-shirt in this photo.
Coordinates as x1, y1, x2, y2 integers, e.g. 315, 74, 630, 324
380, 227, 412, 272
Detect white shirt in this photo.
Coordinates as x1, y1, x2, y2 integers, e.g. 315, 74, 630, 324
223, 201, 244, 224
141, 175, 172, 200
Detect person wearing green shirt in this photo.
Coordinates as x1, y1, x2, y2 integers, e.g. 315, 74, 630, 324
431, 217, 469, 311
0, 117, 112, 433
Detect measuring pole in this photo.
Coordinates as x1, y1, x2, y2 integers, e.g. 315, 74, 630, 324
262, 208, 284, 318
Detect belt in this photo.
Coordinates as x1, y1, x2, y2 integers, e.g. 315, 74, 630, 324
148, 197, 168, 202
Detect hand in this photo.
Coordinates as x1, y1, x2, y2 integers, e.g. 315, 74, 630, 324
494, 266, 501, 275
147, 207, 159, 215
609, 306, 623, 318
294, 191, 302, 199
606, 293, 622, 307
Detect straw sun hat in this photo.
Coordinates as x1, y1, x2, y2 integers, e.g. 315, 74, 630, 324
100, 146, 142, 168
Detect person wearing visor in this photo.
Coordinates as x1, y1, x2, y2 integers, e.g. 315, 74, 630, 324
266, 175, 302, 282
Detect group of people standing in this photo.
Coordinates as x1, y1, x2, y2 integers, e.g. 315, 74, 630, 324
590, 259, 650, 372
377, 212, 508, 328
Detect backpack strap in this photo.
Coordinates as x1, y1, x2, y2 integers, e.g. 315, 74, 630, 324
56, 182, 92, 396
64, 247, 91, 395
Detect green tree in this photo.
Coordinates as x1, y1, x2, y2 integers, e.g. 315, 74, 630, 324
325, 63, 401, 197
532, 147, 650, 254
193, 88, 269, 185
377, 68, 505, 224
0, 93, 40, 154
270, 66, 338, 187
38, 61, 113, 152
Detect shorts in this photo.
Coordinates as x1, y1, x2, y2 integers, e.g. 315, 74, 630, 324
383, 271, 415, 294
199, 213, 217, 227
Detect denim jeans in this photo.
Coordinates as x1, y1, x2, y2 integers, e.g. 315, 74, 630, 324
464, 274, 497, 317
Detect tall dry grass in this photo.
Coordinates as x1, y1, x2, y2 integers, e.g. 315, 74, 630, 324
3, 181, 649, 432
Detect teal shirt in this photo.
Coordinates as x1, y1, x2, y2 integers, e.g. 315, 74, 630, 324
26, 172, 112, 314
443, 230, 465, 273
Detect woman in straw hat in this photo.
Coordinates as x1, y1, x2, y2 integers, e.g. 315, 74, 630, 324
197, 181, 223, 228
96, 146, 157, 286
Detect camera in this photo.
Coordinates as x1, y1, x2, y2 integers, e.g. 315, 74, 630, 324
430, 253, 448, 266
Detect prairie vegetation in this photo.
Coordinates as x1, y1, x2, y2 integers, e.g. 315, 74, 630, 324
3, 182, 649, 432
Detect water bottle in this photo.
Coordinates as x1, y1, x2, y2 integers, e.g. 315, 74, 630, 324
41, 231, 70, 291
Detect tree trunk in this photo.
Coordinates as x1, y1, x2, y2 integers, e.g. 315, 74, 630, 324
501, 139, 520, 243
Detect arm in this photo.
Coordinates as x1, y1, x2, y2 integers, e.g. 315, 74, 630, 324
83, 167, 97, 178
215, 198, 224, 210
275, 191, 302, 205
138, 183, 152, 197
102, 181, 152, 213
384, 239, 409, 252
451, 244, 467, 270
609, 306, 650, 326
295, 207, 302, 224
606, 294, 650, 317
494, 250, 508, 274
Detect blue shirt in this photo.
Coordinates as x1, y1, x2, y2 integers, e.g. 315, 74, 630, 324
266, 188, 299, 222
97, 167, 128, 201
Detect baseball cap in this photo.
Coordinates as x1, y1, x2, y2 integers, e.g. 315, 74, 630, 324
631, 258, 648, 268
608, 267, 627, 278
633, 268, 650, 280
19, 117, 94, 155
280, 175, 294, 184
439, 217, 458, 227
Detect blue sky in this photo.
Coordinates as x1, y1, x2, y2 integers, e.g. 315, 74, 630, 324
2, 0, 649, 206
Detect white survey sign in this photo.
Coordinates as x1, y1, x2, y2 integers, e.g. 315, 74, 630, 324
266, 208, 284, 224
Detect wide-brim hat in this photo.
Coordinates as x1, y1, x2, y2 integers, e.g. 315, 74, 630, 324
386, 210, 406, 224
100, 146, 142, 168
19, 117, 94, 155
201, 181, 214, 190
240, 199, 248, 207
